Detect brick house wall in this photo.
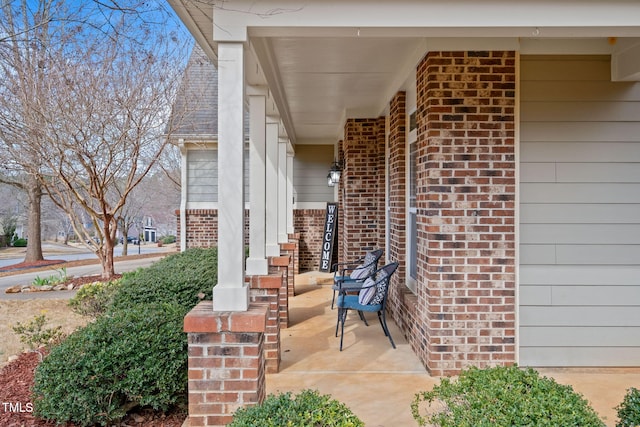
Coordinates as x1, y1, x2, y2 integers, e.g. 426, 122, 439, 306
338, 118, 386, 262
176, 209, 249, 251
415, 51, 517, 376
179, 209, 323, 272
293, 209, 325, 271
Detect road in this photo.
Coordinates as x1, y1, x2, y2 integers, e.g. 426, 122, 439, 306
0, 254, 168, 300
0, 244, 166, 269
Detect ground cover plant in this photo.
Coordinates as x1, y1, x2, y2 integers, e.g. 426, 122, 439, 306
31, 247, 218, 426
411, 365, 605, 427
31, 267, 69, 287
229, 389, 365, 427
68, 278, 123, 317
616, 387, 640, 427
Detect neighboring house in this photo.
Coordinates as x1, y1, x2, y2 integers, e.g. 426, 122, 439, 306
168, 0, 640, 375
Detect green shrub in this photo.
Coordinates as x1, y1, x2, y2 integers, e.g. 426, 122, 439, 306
229, 389, 364, 427
68, 279, 123, 318
12, 314, 66, 352
160, 235, 176, 244
616, 387, 640, 427
12, 237, 27, 247
32, 303, 188, 426
412, 365, 605, 427
108, 247, 217, 312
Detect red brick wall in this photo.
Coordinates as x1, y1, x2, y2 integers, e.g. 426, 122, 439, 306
337, 142, 345, 264
385, 90, 426, 355
184, 303, 267, 426
416, 51, 517, 376
339, 118, 386, 262
176, 209, 219, 250
293, 209, 325, 271
177, 210, 322, 264
387, 91, 408, 323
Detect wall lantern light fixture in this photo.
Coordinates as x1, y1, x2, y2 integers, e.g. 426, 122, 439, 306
327, 160, 342, 187
327, 172, 335, 187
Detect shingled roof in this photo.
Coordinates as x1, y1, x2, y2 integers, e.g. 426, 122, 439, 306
169, 44, 218, 139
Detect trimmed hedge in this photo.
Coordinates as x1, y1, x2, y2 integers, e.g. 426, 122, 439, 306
33, 303, 188, 426
229, 389, 364, 427
412, 365, 605, 427
108, 247, 216, 312
34, 248, 218, 426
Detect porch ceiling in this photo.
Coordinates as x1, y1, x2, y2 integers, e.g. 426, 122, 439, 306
167, 1, 640, 147
259, 36, 423, 143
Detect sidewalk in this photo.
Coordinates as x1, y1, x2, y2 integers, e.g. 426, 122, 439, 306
270, 272, 640, 427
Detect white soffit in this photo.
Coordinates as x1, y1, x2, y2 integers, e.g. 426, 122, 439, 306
168, 0, 640, 145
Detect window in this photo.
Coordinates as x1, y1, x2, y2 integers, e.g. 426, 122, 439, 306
407, 110, 418, 291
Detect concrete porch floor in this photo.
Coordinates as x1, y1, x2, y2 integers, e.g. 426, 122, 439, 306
266, 272, 640, 427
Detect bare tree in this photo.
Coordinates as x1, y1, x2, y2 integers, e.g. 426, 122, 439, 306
38, 38, 188, 278
0, 0, 184, 265
0, 0, 192, 279
0, 0, 62, 262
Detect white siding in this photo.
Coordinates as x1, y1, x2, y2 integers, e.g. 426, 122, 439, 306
293, 145, 335, 204
186, 148, 250, 206
520, 55, 640, 367
187, 149, 217, 204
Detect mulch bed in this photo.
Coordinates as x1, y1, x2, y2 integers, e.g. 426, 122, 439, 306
0, 352, 187, 426
0, 259, 66, 273
0, 252, 170, 279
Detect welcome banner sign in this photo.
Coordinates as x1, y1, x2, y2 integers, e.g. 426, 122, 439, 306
319, 202, 338, 272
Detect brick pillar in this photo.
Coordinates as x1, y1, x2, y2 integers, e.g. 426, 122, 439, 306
340, 118, 386, 260
287, 233, 300, 275
337, 140, 345, 263
280, 242, 297, 297
416, 51, 517, 376
248, 274, 282, 373
184, 302, 268, 426
376, 116, 387, 251
387, 91, 408, 322
268, 255, 290, 328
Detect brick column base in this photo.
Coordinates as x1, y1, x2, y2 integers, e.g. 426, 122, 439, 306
247, 274, 282, 373
280, 242, 297, 297
269, 255, 290, 328
184, 302, 268, 427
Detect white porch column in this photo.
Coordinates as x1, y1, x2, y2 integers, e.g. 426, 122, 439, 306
277, 138, 288, 243
178, 139, 188, 252
246, 87, 268, 275
265, 118, 280, 256
212, 42, 249, 311
286, 152, 294, 235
